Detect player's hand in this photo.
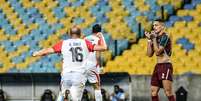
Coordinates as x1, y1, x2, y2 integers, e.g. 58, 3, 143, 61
144, 31, 151, 39
150, 31, 157, 39
96, 32, 103, 38
32, 51, 38, 57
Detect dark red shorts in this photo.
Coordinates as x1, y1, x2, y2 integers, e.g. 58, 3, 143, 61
151, 63, 173, 88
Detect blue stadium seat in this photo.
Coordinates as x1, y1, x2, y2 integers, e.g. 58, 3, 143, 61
1, 41, 16, 52
8, 0, 31, 25
176, 37, 189, 45
150, 5, 160, 12
169, 15, 181, 23
165, 21, 173, 27
176, 37, 194, 51
192, 0, 201, 6
182, 16, 193, 22
144, 11, 156, 20
117, 40, 129, 55
183, 43, 194, 51
53, 7, 66, 19
73, 17, 84, 25
70, 0, 85, 7
163, 4, 174, 15
184, 4, 195, 9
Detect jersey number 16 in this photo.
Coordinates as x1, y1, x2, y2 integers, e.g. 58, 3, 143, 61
69, 47, 83, 62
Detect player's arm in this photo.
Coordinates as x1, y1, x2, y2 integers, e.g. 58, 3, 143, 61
86, 33, 107, 52
32, 41, 63, 57
152, 35, 168, 56
32, 48, 54, 56
145, 31, 154, 57
147, 40, 154, 57
93, 32, 107, 51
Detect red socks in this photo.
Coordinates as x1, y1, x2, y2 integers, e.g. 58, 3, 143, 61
168, 95, 176, 101
152, 96, 159, 101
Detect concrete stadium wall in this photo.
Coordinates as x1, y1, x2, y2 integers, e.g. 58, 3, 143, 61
0, 73, 131, 101
0, 73, 201, 101
131, 74, 201, 101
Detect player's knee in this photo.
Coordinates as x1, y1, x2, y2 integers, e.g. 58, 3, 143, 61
164, 88, 173, 96
151, 87, 158, 96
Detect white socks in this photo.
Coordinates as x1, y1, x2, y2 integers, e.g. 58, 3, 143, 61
95, 90, 102, 101
56, 92, 64, 101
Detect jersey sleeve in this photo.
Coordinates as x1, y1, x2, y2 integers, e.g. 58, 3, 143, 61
52, 40, 63, 53
159, 35, 169, 47
85, 39, 94, 52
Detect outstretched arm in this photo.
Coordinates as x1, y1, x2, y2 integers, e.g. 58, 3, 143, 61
32, 48, 54, 56
33, 40, 63, 57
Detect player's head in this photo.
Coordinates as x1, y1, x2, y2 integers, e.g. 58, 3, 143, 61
92, 24, 101, 34
70, 25, 81, 38
153, 19, 165, 34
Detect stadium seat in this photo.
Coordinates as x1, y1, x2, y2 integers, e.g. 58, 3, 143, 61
0, 0, 200, 74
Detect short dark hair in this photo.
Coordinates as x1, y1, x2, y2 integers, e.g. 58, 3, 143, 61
92, 24, 101, 33
70, 25, 81, 36
154, 19, 165, 23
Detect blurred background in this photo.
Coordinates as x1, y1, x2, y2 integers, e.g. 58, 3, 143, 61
0, 0, 201, 101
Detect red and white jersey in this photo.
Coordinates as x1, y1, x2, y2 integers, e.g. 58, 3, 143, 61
84, 35, 101, 67
52, 39, 94, 74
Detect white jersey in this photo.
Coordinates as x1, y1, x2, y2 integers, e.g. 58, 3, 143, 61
52, 39, 94, 74
84, 35, 100, 67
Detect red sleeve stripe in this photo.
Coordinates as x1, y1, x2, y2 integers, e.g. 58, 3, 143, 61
85, 39, 94, 52
52, 40, 63, 53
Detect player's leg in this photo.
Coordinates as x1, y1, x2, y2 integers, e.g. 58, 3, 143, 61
160, 63, 175, 101
70, 72, 87, 101
88, 70, 102, 101
151, 64, 161, 101
92, 83, 102, 101
162, 80, 175, 101
151, 86, 160, 101
59, 73, 74, 101
70, 84, 85, 101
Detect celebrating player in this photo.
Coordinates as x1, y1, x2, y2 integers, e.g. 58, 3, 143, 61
145, 19, 175, 101
84, 24, 107, 101
32, 25, 107, 101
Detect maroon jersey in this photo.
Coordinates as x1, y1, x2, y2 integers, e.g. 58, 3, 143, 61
156, 33, 172, 56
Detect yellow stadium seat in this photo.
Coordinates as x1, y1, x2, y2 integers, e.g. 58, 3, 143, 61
196, 4, 201, 13
189, 10, 199, 17
187, 21, 199, 29
177, 10, 189, 16
174, 21, 186, 29
157, 0, 170, 5
171, 0, 182, 9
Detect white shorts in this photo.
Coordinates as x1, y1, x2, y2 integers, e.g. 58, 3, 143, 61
86, 67, 100, 84
60, 72, 87, 101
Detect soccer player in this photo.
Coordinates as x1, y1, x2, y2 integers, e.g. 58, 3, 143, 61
84, 24, 106, 101
145, 19, 175, 101
32, 25, 107, 101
